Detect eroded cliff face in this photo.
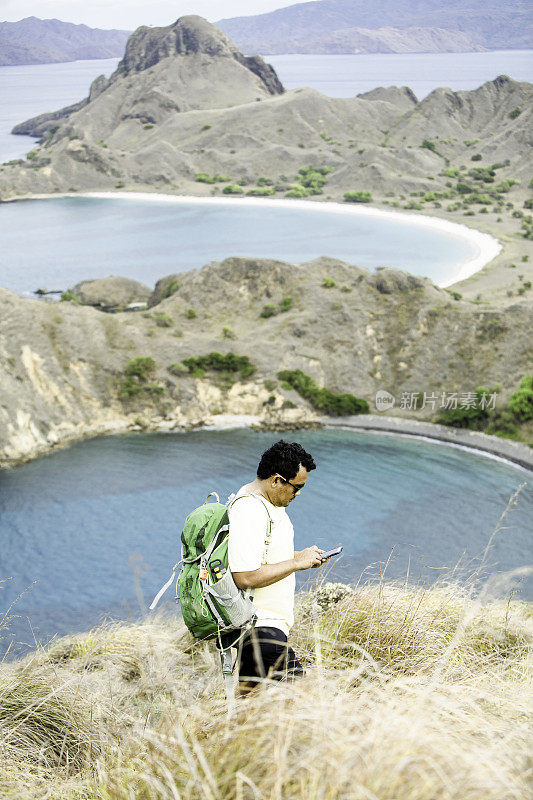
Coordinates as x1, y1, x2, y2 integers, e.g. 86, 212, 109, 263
1, 258, 531, 468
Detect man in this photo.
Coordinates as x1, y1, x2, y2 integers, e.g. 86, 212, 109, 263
228, 439, 324, 693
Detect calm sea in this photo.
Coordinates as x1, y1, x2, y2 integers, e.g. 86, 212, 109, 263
1, 428, 531, 658
0, 50, 531, 161
0, 196, 480, 295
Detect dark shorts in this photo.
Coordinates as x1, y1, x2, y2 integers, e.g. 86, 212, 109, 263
237, 626, 305, 684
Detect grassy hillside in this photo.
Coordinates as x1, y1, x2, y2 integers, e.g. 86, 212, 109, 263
1, 571, 531, 799
1, 256, 532, 468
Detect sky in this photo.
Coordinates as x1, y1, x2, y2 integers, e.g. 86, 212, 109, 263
0, 0, 319, 30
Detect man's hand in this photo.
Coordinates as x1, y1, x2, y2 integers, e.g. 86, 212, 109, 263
233, 546, 325, 590
294, 546, 325, 570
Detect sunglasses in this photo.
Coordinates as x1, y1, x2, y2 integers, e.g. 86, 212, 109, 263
276, 474, 305, 493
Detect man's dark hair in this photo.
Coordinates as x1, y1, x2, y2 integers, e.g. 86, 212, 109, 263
257, 440, 316, 480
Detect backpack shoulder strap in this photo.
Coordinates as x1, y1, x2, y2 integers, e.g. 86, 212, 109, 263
227, 492, 273, 563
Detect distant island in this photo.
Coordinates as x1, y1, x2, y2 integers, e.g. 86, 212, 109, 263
217, 0, 533, 54
0, 16, 130, 66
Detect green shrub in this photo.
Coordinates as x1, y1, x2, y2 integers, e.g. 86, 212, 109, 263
471, 154, 482, 161
124, 357, 156, 380
434, 387, 493, 430
168, 362, 188, 376
340, 285, 352, 293
322, 277, 336, 289
26, 150, 39, 160
286, 185, 309, 198
507, 376, 533, 421
486, 410, 519, 439
509, 107, 521, 119
344, 191, 372, 203
195, 173, 231, 184
97, 139, 108, 148
154, 314, 173, 328
143, 123, 154, 129
222, 326, 236, 339
162, 279, 181, 298
222, 184, 244, 195
201, 124, 212, 131
119, 357, 162, 400
183, 352, 256, 380
60, 291, 81, 304
523, 281, 532, 289
264, 379, 277, 391
257, 177, 274, 186
279, 297, 293, 312
446, 290, 462, 301
261, 304, 278, 318
246, 187, 275, 196
186, 308, 196, 319
524, 199, 533, 210
420, 139, 441, 155
277, 369, 369, 416
297, 165, 334, 195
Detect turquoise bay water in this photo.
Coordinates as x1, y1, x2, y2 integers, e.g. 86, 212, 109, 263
0, 196, 479, 294
1, 429, 531, 658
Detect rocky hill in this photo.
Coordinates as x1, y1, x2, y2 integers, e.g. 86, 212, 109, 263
1, 256, 531, 468
0, 17, 130, 66
217, 0, 532, 54
1, 15, 531, 309
9, 15, 283, 141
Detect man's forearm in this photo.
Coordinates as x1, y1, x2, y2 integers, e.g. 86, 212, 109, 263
232, 559, 296, 590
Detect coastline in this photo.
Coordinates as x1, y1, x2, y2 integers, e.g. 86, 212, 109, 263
1, 410, 531, 472
322, 414, 533, 471
5, 190, 502, 289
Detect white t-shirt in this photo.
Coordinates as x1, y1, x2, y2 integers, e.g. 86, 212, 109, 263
228, 485, 295, 636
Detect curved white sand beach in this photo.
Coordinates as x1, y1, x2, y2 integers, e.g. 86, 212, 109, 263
19, 191, 501, 288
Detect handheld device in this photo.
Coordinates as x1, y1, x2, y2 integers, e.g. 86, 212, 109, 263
320, 546, 343, 561
209, 558, 226, 581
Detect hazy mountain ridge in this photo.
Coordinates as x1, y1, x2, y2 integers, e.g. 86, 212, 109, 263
0, 16, 130, 66
257, 25, 483, 55
217, 0, 532, 54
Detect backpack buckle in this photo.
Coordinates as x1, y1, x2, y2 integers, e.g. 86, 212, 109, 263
199, 567, 208, 581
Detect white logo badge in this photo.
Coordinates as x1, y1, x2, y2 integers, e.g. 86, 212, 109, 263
375, 390, 395, 412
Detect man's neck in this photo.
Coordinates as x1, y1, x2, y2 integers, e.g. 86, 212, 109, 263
246, 478, 276, 506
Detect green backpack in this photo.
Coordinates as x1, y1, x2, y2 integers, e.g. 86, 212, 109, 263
150, 491, 273, 642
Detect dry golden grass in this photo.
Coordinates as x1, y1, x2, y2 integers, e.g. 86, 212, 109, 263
1, 571, 532, 800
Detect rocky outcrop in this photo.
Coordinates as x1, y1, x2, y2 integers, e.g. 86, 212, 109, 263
118, 15, 284, 95
11, 99, 88, 138
1, 257, 531, 468
11, 15, 283, 142
70, 277, 151, 311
